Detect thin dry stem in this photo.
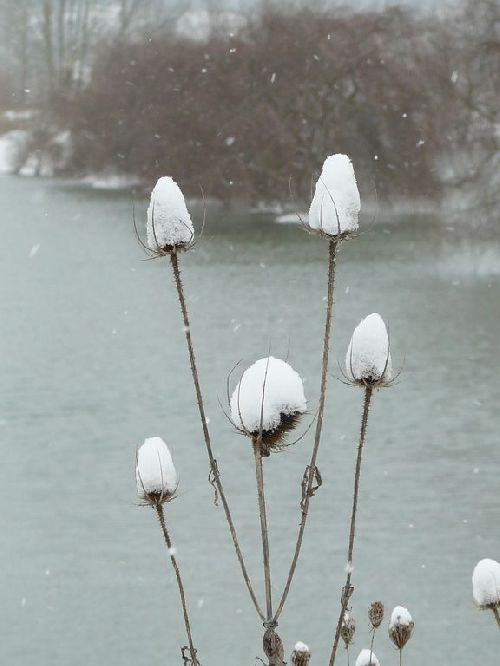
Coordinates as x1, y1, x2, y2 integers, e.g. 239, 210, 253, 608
328, 386, 374, 666
492, 606, 500, 628
274, 239, 338, 621
254, 438, 273, 621
169, 252, 265, 621
155, 504, 200, 666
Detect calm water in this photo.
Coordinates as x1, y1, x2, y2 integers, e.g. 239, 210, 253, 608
1, 175, 499, 666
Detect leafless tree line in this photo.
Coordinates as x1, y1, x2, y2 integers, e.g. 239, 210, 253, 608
0, 0, 498, 211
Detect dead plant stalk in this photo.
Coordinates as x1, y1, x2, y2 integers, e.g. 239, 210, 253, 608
328, 385, 374, 666
155, 504, 200, 665
169, 251, 265, 622
274, 239, 338, 621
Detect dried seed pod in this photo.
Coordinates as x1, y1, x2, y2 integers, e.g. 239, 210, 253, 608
136, 437, 179, 506
307, 153, 360, 240
230, 356, 307, 455
345, 314, 392, 388
340, 611, 356, 647
368, 601, 384, 629
146, 176, 195, 255
389, 606, 414, 649
472, 559, 500, 609
291, 641, 311, 665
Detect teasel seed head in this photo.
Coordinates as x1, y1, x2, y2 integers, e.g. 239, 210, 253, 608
229, 356, 307, 455
368, 601, 384, 628
145, 176, 195, 255
136, 437, 179, 507
341, 611, 356, 648
388, 606, 414, 650
291, 641, 311, 665
345, 313, 393, 388
472, 558, 500, 610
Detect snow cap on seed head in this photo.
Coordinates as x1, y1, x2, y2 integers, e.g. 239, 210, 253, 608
388, 606, 414, 650
136, 437, 179, 506
472, 558, 500, 609
146, 176, 194, 254
229, 356, 306, 454
355, 648, 380, 666
291, 641, 310, 666
308, 154, 360, 239
346, 313, 392, 387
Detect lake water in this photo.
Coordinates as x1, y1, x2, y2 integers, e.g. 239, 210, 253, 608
1, 174, 499, 666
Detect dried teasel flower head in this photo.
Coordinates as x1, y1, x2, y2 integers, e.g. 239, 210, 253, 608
136, 437, 179, 507
146, 176, 195, 255
388, 606, 414, 650
291, 641, 311, 665
229, 356, 307, 456
345, 313, 392, 388
472, 558, 500, 610
307, 154, 360, 241
368, 601, 384, 628
340, 611, 356, 647
355, 648, 380, 666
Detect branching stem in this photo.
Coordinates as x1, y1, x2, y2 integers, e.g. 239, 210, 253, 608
274, 239, 338, 621
254, 439, 273, 621
155, 504, 200, 665
169, 252, 265, 621
328, 385, 374, 666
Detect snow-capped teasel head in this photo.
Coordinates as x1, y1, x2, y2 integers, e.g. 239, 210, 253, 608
354, 648, 380, 666
229, 356, 307, 455
345, 313, 392, 387
291, 641, 310, 666
146, 176, 195, 255
307, 154, 361, 240
136, 437, 179, 506
472, 558, 500, 609
388, 606, 414, 650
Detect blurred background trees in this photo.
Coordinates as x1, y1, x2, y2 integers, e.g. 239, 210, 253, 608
0, 0, 498, 210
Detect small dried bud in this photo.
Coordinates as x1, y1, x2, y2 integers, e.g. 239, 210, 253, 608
341, 611, 356, 647
389, 606, 414, 650
368, 601, 384, 628
291, 641, 310, 665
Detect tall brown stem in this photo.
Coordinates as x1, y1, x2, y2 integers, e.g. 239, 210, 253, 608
169, 251, 265, 621
254, 439, 273, 621
155, 504, 200, 665
328, 385, 373, 666
274, 239, 337, 621
170, 253, 266, 620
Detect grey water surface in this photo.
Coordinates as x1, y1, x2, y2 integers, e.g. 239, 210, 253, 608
1, 175, 499, 666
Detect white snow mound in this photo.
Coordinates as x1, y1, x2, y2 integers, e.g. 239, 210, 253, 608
472, 558, 500, 607
389, 606, 413, 628
136, 437, 179, 499
147, 176, 194, 250
355, 648, 380, 666
230, 357, 306, 434
346, 313, 392, 384
308, 154, 360, 236
293, 641, 310, 654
